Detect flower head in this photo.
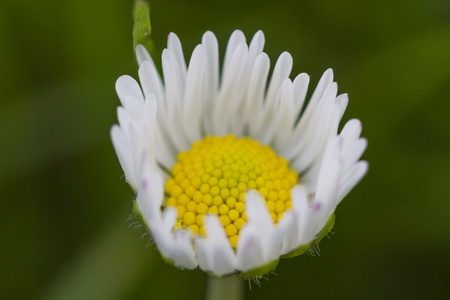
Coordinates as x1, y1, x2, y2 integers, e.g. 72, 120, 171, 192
111, 30, 368, 277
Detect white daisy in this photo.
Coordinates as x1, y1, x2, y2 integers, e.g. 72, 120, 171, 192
111, 30, 368, 277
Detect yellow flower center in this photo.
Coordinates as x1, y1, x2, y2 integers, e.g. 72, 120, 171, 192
164, 135, 298, 248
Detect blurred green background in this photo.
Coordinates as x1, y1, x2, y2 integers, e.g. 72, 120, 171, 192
1, 0, 449, 299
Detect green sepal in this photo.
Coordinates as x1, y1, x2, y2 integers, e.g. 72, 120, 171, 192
281, 243, 311, 259
133, 199, 146, 228
311, 213, 335, 247
281, 213, 336, 259
239, 259, 279, 279
205, 271, 237, 279
133, 0, 155, 53
161, 254, 176, 267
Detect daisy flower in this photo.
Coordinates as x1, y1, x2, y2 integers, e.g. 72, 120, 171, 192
111, 30, 368, 278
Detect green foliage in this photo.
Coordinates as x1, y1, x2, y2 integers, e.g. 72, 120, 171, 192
133, 0, 155, 54
1, 0, 449, 299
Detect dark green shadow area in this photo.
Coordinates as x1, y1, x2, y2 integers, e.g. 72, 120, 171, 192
1, 0, 449, 299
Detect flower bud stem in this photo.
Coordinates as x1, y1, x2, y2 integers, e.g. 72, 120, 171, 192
206, 275, 244, 300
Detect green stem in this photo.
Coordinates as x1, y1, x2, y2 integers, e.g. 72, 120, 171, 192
133, 0, 155, 53
205, 276, 244, 300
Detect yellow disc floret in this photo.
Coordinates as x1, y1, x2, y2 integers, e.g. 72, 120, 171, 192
164, 135, 298, 248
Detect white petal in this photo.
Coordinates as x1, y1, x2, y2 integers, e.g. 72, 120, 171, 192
197, 216, 236, 275
167, 33, 187, 83
236, 191, 280, 271
196, 238, 211, 272
337, 160, 368, 202
148, 209, 176, 259
182, 44, 205, 143
245, 190, 272, 225
339, 119, 363, 152
136, 157, 164, 220
162, 49, 183, 117
201, 31, 219, 132
280, 81, 339, 168
291, 185, 334, 245
336, 93, 349, 120
298, 68, 334, 124
213, 42, 248, 136
222, 30, 246, 80
162, 207, 177, 232
265, 51, 293, 110
202, 31, 219, 101
236, 226, 265, 272
278, 185, 308, 254
115, 75, 144, 105
296, 104, 341, 188
138, 61, 166, 115
110, 125, 134, 185
144, 198, 198, 270
261, 78, 294, 146
244, 53, 270, 136
314, 136, 342, 202
341, 137, 368, 176
136, 44, 155, 67
292, 73, 310, 118
123, 95, 145, 120
277, 210, 299, 255
228, 33, 265, 135
171, 230, 198, 269
161, 49, 191, 152
247, 31, 265, 64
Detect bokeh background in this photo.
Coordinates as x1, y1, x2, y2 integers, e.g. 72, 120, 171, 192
1, 0, 450, 299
